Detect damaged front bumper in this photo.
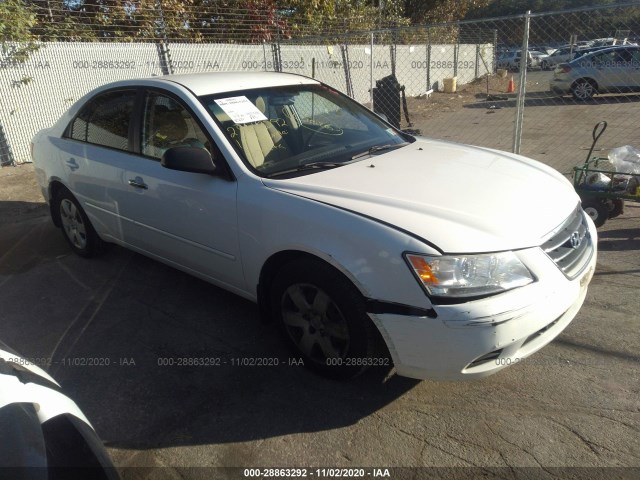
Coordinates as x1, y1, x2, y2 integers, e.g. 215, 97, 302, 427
368, 222, 597, 381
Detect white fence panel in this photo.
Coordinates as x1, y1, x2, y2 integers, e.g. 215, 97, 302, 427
0, 42, 161, 164
167, 44, 269, 73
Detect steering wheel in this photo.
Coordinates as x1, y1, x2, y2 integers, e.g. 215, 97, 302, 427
303, 122, 344, 146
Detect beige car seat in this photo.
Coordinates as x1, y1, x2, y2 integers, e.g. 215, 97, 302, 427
236, 96, 292, 168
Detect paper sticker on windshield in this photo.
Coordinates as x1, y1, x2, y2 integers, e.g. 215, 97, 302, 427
214, 96, 268, 124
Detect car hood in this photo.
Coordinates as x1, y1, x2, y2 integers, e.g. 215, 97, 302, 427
262, 138, 579, 253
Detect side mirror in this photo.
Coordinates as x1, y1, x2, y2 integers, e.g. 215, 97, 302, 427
161, 147, 217, 175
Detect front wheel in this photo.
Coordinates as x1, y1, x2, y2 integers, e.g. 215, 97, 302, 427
55, 189, 104, 257
270, 258, 378, 379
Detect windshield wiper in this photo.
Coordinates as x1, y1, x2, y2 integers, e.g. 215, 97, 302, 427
351, 142, 408, 160
267, 162, 343, 178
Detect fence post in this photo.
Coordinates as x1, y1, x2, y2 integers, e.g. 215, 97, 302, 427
512, 10, 531, 155
262, 41, 268, 71
275, 9, 282, 71
427, 36, 432, 91
340, 43, 354, 98
390, 43, 396, 77
370, 32, 374, 108
155, 42, 173, 75
0, 123, 15, 166
155, 0, 173, 75
493, 29, 498, 74
475, 44, 479, 80
271, 43, 282, 72
454, 41, 459, 78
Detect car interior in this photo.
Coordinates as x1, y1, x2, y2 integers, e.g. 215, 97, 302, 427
226, 96, 293, 168
143, 95, 210, 160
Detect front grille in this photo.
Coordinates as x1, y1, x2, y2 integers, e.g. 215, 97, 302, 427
540, 207, 594, 279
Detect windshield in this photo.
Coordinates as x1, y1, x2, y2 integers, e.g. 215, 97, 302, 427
200, 84, 410, 177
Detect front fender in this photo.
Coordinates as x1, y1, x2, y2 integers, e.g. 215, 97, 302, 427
237, 180, 437, 310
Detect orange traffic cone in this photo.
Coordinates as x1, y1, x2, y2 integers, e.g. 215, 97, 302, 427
507, 75, 515, 93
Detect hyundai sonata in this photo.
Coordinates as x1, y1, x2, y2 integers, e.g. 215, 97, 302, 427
31, 72, 597, 380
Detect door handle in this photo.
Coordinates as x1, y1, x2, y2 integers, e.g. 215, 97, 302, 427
128, 178, 148, 190
65, 158, 79, 171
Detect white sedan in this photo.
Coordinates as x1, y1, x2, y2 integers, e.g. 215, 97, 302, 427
31, 72, 597, 380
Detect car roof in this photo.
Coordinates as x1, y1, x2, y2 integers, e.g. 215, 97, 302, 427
154, 71, 319, 96
571, 44, 639, 59
566, 45, 639, 65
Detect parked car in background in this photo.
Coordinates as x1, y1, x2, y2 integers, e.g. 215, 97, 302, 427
529, 50, 549, 68
541, 45, 577, 70
585, 37, 617, 47
542, 44, 623, 69
583, 37, 636, 48
530, 45, 557, 55
0, 341, 118, 478
571, 45, 612, 61
32, 72, 597, 381
550, 45, 640, 100
497, 50, 534, 70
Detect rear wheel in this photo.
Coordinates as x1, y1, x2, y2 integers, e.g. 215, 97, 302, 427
55, 189, 104, 257
270, 258, 377, 379
572, 79, 596, 100
582, 199, 608, 228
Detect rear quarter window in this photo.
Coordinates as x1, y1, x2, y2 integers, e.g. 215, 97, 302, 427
66, 90, 136, 152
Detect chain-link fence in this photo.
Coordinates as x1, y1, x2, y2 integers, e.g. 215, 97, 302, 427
279, 3, 640, 174
2, 2, 640, 172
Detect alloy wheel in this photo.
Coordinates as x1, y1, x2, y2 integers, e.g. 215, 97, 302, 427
573, 80, 595, 100
60, 198, 87, 250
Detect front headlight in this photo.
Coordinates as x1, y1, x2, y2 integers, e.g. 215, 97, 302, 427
405, 251, 534, 298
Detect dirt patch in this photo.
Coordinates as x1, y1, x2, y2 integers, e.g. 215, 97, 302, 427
401, 73, 516, 129
0, 164, 48, 225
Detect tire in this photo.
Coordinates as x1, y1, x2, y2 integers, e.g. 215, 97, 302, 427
55, 188, 104, 258
270, 258, 377, 380
541, 60, 550, 70
607, 199, 624, 219
571, 79, 596, 100
582, 199, 608, 228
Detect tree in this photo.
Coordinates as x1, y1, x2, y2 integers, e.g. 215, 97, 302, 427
0, 0, 39, 63
464, 0, 640, 46
404, 0, 490, 24
465, 0, 621, 18
4, 0, 504, 44
278, 0, 409, 37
